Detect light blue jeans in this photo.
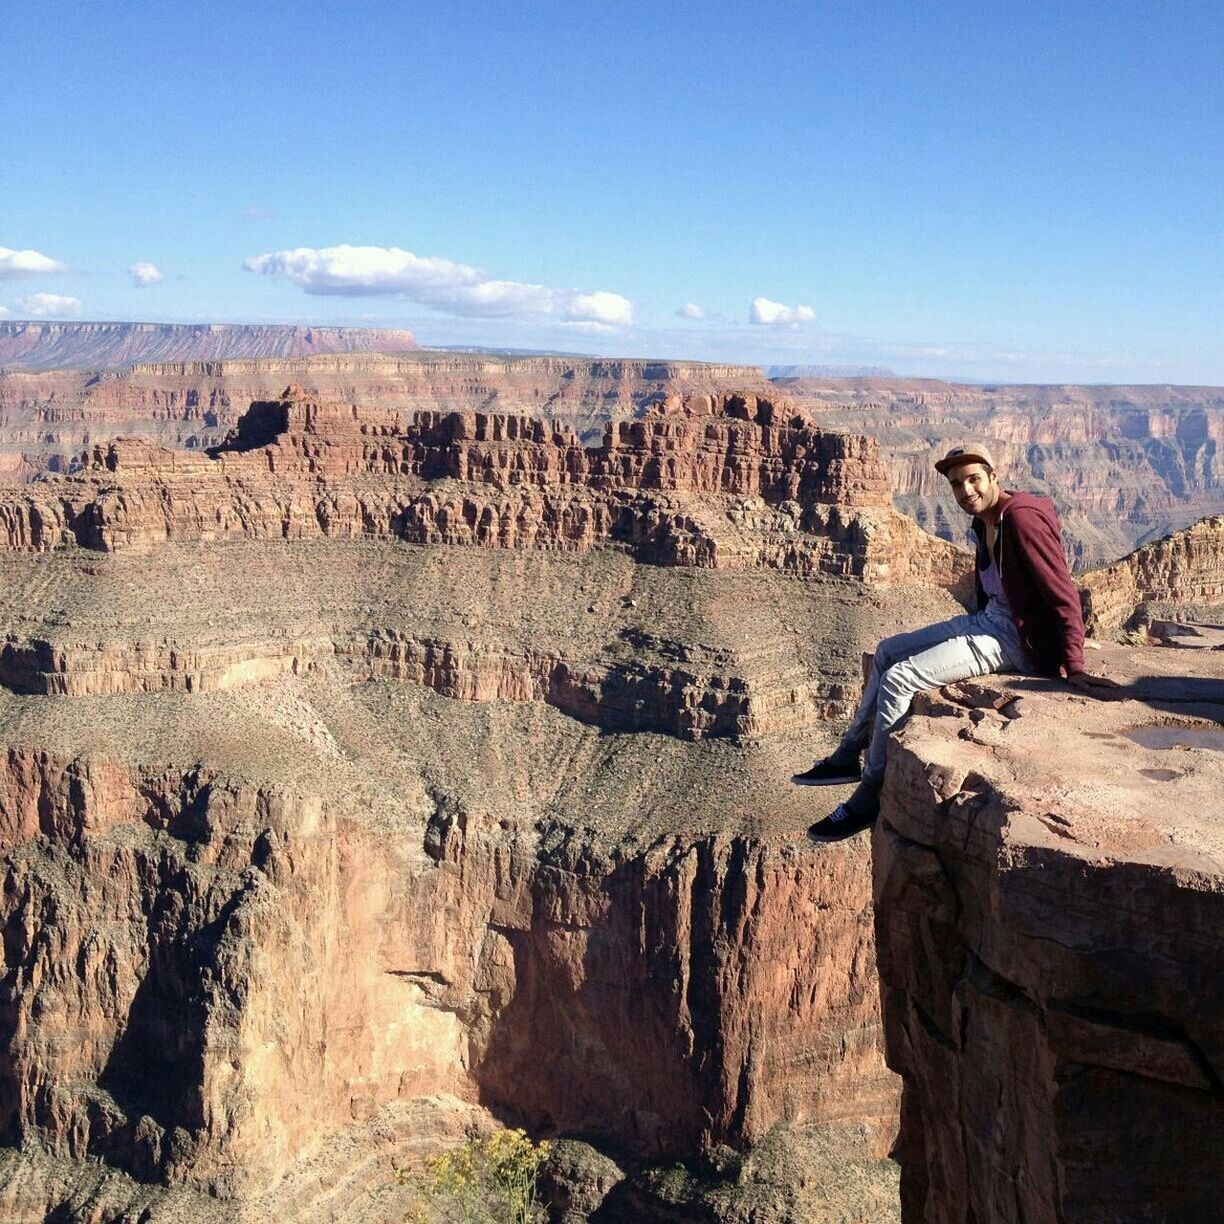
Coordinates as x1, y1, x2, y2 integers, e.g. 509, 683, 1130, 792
841, 602, 1030, 789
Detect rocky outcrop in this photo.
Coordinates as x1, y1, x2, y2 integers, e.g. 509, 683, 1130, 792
872, 647, 1224, 1223
212, 389, 888, 503
0, 390, 970, 598
0, 352, 771, 482
776, 377, 1224, 567
1079, 514, 1224, 636
0, 321, 420, 369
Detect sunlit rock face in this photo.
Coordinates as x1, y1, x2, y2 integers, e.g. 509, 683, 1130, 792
872, 647, 1224, 1223
7, 350, 1221, 567
773, 376, 1224, 568
1078, 514, 1224, 637
0, 352, 772, 484
0, 391, 971, 1220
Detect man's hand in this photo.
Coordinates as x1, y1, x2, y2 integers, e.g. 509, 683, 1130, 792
1067, 670, 1124, 697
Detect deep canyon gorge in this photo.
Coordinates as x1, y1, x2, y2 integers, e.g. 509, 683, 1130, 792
0, 327, 1220, 1222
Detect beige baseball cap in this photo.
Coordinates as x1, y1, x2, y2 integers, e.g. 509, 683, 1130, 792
934, 441, 996, 475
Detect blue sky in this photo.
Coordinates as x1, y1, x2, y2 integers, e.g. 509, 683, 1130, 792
3, 1, 1222, 381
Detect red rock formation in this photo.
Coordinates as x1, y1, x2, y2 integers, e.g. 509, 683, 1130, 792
0, 352, 772, 483
0, 389, 966, 598
1079, 514, 1224, 636
0, 321, 419, 368
872, 649, 1224, 1222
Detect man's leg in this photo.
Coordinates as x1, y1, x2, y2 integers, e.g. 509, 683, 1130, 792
810, 617, 1012, 839
862, 622, 1009, 791
798, 615, 984, 784
837, 615, 984, 753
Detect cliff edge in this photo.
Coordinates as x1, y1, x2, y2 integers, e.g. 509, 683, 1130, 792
873, 644, 1224, 1222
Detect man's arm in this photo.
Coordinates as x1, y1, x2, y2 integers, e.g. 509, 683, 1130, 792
1008, 505, 1086, 676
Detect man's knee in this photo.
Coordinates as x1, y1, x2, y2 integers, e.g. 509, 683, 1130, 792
879, 659, 922, 704
873, 632, 906, 671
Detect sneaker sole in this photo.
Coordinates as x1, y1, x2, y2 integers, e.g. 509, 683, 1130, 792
791, 773, 861, 787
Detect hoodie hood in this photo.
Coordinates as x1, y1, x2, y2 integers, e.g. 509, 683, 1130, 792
998, 490, 1060, 526
973, 490, 1061, 542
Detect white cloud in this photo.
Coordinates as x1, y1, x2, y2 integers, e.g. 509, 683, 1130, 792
0, 305, 8, 316
560, 320, 619, 335
749, 297, 816, 327
17, 293, 83, 318
0, 247, 67, 279
130, 261, 164, 287
244, 244, 634, 327
676, 302, 706, 320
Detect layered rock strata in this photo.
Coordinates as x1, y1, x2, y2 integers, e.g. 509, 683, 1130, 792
0, 392, 964, 1219
0, 352, 770, 481
8, 351, 1222, 566
0, 389, 970, 598
775, 377, 1224, 567
873, 647, 1224, 1223
1079, 514, 1224, 636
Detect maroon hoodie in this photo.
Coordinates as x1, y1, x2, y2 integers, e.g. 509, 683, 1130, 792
971, 491, 1085, 677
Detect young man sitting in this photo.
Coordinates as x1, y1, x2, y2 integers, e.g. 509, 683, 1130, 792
801, 441, 1116, 842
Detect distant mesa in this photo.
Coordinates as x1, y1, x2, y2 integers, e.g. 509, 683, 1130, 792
0, 320, 420, 369
768, 364, 896, 379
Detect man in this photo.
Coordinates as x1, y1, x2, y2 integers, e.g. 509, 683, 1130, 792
800, 442, 1116, 842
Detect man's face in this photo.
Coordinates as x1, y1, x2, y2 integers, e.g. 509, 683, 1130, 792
947, 463, 999, 516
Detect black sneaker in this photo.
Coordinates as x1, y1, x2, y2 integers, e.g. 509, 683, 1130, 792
792, 749, 862, 786
808, 801, 877, 842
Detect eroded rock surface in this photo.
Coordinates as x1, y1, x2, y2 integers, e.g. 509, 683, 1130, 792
0, 389, 969, 599
1079, 514, 1224, 637
775, 377, 1224, 567
7, 354, 1222, 567
0, 393, 949, 1220
0, 352, 771, 482
873, 646, 1224, 1223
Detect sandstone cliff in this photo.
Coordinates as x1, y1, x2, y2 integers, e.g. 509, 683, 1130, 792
1079, 514, 1224, 637
872, 647, 1224, 1222
0, 388, 970, 600
0, 391, 970, 1220
0, 321, 420, 369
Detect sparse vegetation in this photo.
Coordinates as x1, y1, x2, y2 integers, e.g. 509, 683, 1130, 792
402, 1128, 552, 1224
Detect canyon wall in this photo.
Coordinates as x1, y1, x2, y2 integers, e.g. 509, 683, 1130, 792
0, 391, 966, 1220
0, 743, 893, 1201
0, 321, 420, 368
872, 650, 1224, 1223
7, 354, 1223, 567
1079, 514, 1224, 637
0, 352, 771, 484
0, 388, 969, 598
778, 377, 1224, 567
